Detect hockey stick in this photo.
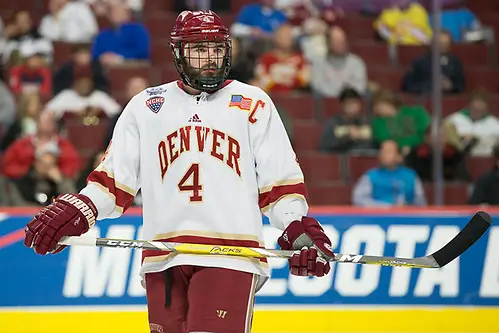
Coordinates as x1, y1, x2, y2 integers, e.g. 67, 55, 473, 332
59, 211, 492, 268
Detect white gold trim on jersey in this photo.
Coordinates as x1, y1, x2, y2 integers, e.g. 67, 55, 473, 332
258, 178, 304, 194
94, 164, 137, 196
260, 193, 306, 213
87, 181, 125, 214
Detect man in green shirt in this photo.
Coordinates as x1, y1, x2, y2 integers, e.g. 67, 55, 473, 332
371, 89, 431, 150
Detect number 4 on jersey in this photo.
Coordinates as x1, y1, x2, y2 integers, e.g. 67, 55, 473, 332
178, 163, 203, 202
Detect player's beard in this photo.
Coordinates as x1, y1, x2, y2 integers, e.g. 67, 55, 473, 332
187, 61, 223, 79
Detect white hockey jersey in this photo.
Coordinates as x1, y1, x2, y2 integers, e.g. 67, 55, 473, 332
80, 80, 309, 290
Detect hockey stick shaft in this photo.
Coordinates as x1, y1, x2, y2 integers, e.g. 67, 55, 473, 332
59, 211, 492, 269
59, 236, 438, 268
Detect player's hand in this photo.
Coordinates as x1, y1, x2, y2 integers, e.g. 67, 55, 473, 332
277, 217, 334, 277
24, 193, 97, 255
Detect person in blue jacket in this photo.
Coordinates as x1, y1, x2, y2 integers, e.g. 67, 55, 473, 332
352, 140, 427, 206
92, 2, 150, 66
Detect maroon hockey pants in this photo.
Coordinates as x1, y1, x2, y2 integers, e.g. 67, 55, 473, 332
146, 266, 257, 333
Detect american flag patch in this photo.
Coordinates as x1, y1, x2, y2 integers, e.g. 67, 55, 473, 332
229, 94, 252, 111
146, 96, 165, 113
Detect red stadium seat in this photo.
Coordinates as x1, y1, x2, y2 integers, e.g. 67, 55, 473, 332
161, 66, 179, 83
423, 183, 469, 205
466, 157, 494, 181
319, 98, 342, 119
52, 42, 81, 69
297, 153, 342, 184
337, 16, 376, 40
270, 93, 315, 120
368, 67, 404, 91
151, 41, 174, 66
347, 155, 378, 181
292, 121, 323, 152
307, 184, 353, 205
107, 65, 151, 96
397, 45, 426, 67
350, 41, 392, 67
144, 14, 178, 39
65, 119, 110, 152
397, 44, 490, 67
466, 68, 499, 92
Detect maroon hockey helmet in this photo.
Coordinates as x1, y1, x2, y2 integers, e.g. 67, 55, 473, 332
170, 10, 232, 92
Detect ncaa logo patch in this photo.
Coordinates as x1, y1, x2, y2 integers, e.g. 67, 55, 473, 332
146, 96, 165, 113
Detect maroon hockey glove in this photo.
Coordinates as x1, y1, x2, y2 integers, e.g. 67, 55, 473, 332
24, 193, 97, 255
277, 217, 334, 277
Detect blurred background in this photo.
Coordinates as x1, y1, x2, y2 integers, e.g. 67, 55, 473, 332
0, 1, 499, 333
0, 0, 499, 208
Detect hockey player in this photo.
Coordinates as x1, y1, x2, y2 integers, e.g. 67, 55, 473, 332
24, 10, 334, 333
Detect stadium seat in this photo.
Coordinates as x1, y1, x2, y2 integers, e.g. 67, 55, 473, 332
466, 67, 499, 92
297, 153, 342, 183
368, 67, 405, 91
65, 119, 110, 152
270, 93, 315, 120
144, 14, 178, 39
423, 183, 469, 205
52, 42, 78, 69
107, 65, 152, 96
397, 45, 426, 67
292, 121, 323, 152
397, 44, 489, 67
337, 16, 376, 40
152, 41, 174, 66
307, 184, 353, 205
350, 41, 392, 67
347, 155, 378, 181
319, 98, 342, 119
161, 66, 179, 83
466, 157, 494, 181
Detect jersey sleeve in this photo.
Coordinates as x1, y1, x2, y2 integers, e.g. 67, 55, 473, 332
250, 91, 308, 230
79, 96, 141, 219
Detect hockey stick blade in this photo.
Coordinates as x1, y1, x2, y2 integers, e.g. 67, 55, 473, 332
429, 210, 492, 267
59, 211, 491, 269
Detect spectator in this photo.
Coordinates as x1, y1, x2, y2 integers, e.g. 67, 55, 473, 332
469, 144, 499, 205
231, 0, 287, 40
278, 0, 344, 29
92, 2, 151, 66
174, 0, 230, 12
253, 23, 310, 93
309, 26, 367, 97
0, 93, 42, 151
352, 140, 426, 207
103, 76, 147, 147
319, 88, 373, 153
402, 30, 465, 94
371, 89, 431, 151
433, 8, 485, 43
6, 147, 78, 206
53, 44, 109, 95
9, 51, 52, 97
374, 0, 432, 45
405, 121, 472, 181
39, 0, 98, 43
2, 110, 81, 186
227, 38, 256, 84
0, 80, 16, 143
46, 76, 121, 120
445, 92, 499, 156
1, 10, 53, 65
84, 0, 144, 19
